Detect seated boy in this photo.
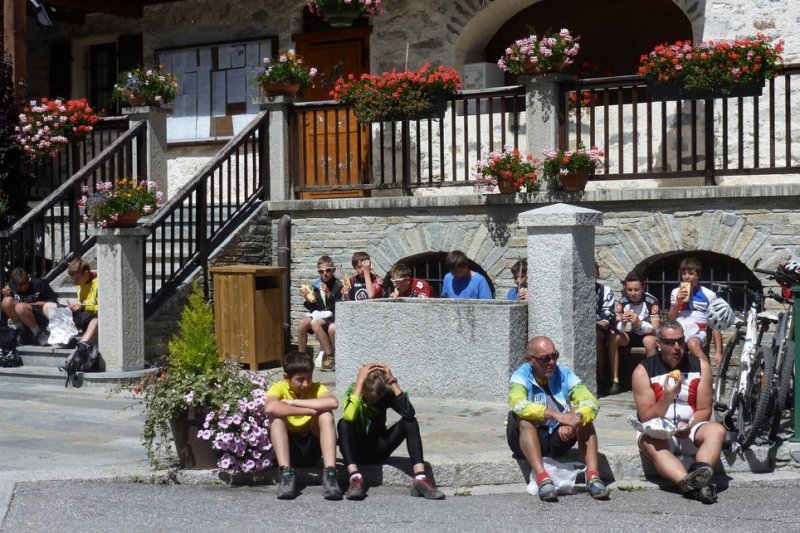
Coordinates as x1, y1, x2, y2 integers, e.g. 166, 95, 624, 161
337, 363, 444, 501
441, 250, 491, 299
297, 256, 343, 371
1, 266, 57, 346
606, 272, 660, 395
507, 260, 528, 301
384, 263, 434, 298
342, 251, 383, 301
667, 257, 723, 363
265, 351, 341, 500
64, 258, 100, 370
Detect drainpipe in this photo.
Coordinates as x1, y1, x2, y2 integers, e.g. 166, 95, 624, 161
277, 214, 292, 352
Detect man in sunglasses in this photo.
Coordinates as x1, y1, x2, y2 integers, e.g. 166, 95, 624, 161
507, 336, 610, 502
631, 320, 724, 504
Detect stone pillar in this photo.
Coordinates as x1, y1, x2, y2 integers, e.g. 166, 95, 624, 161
91, 227, 148, 372
260, 97, 292, 201
518, 203, 603, 393
124, 106, 171, 198
524, 74, 571, 158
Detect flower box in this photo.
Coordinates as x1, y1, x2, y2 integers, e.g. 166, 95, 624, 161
497, 29, 580, 77
252, 50, 317, 97
646, 78, 765, 101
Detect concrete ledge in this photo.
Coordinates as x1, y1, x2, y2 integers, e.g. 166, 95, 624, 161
335, 298, 528, 401
0, 366, 155, 387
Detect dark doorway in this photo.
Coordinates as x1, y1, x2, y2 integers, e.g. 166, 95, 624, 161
89, 43, 117, 113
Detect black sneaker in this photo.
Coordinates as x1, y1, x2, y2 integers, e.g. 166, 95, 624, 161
537, 478, 558, 502
322, 466, 342, 500
679, 465, 713, 492
36, 330, 50, 346
345, 475, 366, 500
686, 484, 717, 504
276, 466, 296, 500
608, 382, 622, 395
410, 476, 445, 500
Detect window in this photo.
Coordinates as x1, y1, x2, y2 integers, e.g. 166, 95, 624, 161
393, 252, 496, 298
641, 251, 762, 313
156, 36, 277, 141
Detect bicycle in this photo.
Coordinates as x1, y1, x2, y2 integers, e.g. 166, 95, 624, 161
754, 267, 796, 440
712, 283, 778, 449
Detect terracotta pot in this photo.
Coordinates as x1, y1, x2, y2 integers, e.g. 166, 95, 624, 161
497, 179, 518, 194
321, 3, 363, 27
261, 82, 301, 97
558, 168, 590, 192
169, 406, 219, 470
127, 94, 148, 106
106, 210, 141, 228
524, 59, 567, 76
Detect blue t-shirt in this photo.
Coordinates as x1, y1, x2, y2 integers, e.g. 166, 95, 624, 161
507, 287, 519, 301
441, 272, 492, 299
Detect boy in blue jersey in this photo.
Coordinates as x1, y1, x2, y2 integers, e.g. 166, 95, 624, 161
441, 250, 492, 299
507, 260, 528, 301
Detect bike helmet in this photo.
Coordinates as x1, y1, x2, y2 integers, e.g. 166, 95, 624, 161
779, 259, 800, 284
707, 298, 735, 330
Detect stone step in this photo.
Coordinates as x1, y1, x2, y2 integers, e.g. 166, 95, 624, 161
18, 345, 73, 367
0, 365, 153, 388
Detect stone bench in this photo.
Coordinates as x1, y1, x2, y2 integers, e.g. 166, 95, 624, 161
335, 298, 528, 402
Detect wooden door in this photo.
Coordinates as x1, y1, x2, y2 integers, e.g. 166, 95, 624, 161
294, 27, 371, 199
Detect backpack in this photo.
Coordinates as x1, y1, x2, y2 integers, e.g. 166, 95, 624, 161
0, 327, 22, 368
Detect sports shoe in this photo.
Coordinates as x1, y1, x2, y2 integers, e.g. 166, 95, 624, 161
608, 382, 622, 395
678, 464, 713, 493
36, 330, 50, 346
537, 478, 558, 502
686, 484, 717, 504
322, 466, 342, 500
84, 344, 99, 371
345, 475, 366, 500
276, 466, 296, 500
587, 476, 610, 500
410, 476, 445, 500
321, 355, 335, 372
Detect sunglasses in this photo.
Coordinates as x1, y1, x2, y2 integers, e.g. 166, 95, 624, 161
390, 277, 409, 284
660, 337, 685, 346
317, 268, 335, 275
530, 351, 560, 363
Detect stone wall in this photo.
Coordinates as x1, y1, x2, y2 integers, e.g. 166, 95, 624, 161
266, 183, 800, 342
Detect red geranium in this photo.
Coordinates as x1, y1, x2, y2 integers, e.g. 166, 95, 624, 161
16, 97, 100, 160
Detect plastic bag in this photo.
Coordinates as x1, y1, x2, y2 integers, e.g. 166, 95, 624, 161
47, 307, 79, 346
526, 457, 586, 496
627, 415, 681, 439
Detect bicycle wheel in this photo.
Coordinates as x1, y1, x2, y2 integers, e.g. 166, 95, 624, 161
714, 331, 743, 426
737, 346, 776, 449
770, 339, 795, 439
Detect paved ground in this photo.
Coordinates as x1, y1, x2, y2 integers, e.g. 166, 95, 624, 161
3, 481, 800, 532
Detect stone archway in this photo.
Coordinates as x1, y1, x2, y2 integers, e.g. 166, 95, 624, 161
452, 0, 705, 71
595, 210, 788, 285
364, 221, 508, 284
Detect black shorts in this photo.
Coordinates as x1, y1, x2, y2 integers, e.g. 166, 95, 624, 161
32, 307, 49, 329
288, 431, 322, 468
506, 412, 576, 459
72, 311, 97, 331
627, 332, 645, 348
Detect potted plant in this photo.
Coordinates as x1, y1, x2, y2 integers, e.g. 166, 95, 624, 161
331, 63, 462, 123
112, 65, 179, 108
79, 177, 163, 228
638, 34, 784, 100
474, 146, 539, 194
307, 0, 384, 27
16, 97, 99, 160
252, 49, 318, 98
131, 284, 275, 472
497, 28, 580, 76
540, 144, 605, 192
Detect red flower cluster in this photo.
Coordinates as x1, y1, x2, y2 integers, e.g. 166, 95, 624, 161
331, 63, 461, 122
16, 97, 100, 160
638, 34, 783, 93
474, 146, 539, 193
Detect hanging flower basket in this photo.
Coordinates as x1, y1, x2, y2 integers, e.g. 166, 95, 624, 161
261, 82, 301, 97
646, 78, 765, 101
412, 93, 448, 121
524, 60, 567, 76
321, 3, 362, 27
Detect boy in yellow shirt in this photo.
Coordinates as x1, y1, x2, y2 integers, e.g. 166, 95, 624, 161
63, 257, 100, 373
265, 351, 341, 500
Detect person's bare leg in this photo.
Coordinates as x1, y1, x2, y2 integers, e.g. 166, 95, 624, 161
577, 423, 600, 473
694, 423, 725, 467
81, 317, 98, 343
609, 332, 629, 383
327, 323, 336, 354
596, 331, 607, 387
687, 337, 708, 361
297, 317, 312, 353
517, 418, 546, 475
269, 416, 291, 467
639, 436, 686, 485
2, 297, 19, 322
14, 302, 37, 330
311, 320, 333, 356
642, 335, 658, 357
313, 412, 338, 469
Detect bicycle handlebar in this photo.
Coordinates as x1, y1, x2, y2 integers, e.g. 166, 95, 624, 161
754, 267, 796, 286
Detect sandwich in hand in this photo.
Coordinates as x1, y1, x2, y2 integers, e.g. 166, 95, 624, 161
301, 283, 316, 304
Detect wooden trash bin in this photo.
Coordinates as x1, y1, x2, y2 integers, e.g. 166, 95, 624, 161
209, 265, 286, 369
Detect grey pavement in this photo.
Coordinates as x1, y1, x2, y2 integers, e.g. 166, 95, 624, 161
4, 480, 800, 532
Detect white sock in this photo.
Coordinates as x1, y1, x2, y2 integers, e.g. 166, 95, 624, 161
350, 473, 362, 480
414, 473, 427, 480
11, 322, 22, 329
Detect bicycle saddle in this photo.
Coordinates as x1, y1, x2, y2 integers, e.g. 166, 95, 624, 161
756, 311, 779, 323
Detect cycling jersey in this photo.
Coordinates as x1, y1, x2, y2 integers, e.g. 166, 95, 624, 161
347, 273, 384, 301
640, 352, 702, 425
616, 292, 660, 334
670, 285, 717, 344
596, 283, 615, 324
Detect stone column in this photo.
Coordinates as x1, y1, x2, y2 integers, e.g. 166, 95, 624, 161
91, 227, 148, 372
524, 74, 571, 158
518, 203, 603, 393
260, 97, 293, 201
124, 106, 171, 198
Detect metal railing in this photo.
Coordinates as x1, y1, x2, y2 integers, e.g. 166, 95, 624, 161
559, 64, 800, 183
0, 122, 146, 287
21, 116, 130, 200
142, 110, 269, 317
290, 86, 526, 195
